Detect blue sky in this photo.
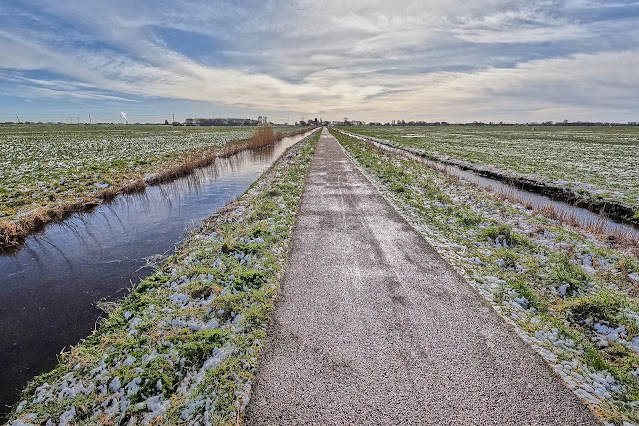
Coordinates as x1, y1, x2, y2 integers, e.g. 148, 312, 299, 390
1, 0, 638, 123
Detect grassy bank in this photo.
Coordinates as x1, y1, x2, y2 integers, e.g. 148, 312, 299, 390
0, 125, 311, 248
331, 129, 639, 425
339, 126, 639, 218
6, 130, 319, 425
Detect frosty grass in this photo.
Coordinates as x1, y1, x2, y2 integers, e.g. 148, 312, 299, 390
0, 125, 257, 220
7, 131, 319, 425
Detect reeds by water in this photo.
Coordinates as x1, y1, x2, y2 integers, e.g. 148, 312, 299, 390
0, 126, 317, 248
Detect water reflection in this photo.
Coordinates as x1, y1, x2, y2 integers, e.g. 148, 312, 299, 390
0, 131, 314, 418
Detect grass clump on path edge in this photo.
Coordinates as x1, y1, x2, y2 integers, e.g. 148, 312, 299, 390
331, 129, 639, 425
6, 131, 319, 426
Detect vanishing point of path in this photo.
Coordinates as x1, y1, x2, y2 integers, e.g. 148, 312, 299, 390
244, 129, 599, 425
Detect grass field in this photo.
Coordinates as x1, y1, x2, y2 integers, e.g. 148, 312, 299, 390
332, 129, 639, 424
0, 124, 257, 218
340, 126, 639, 211
0, 124, 307, 246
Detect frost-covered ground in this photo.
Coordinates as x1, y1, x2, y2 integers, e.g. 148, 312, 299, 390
6, 130, 319, 426
340, 126, 639, 214
332, 130, 639, 425
0, 125, 260, 220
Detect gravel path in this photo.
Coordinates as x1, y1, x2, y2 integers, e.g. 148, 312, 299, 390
244, 129, 600, 425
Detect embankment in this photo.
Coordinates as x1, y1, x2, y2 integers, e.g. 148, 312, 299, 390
5, 130, 319, 425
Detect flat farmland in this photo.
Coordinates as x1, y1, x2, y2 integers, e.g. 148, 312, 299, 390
0, 124, 256, 221
341, 126, 639, 211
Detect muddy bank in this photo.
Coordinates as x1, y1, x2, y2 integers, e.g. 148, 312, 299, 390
337, 129, 638, 227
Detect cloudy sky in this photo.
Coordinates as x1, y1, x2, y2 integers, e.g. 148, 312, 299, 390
1, 0, 638, 123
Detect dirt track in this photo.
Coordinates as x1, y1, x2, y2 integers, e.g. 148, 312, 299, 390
244, 129, 599, 425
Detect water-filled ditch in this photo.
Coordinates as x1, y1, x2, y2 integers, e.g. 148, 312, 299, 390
339, 130, 639, 240
0, 130, 315, 417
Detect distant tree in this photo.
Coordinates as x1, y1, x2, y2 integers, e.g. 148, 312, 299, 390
164, 119, 169, 125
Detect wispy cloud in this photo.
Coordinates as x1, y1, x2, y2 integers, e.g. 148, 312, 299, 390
0, 0, 638, 122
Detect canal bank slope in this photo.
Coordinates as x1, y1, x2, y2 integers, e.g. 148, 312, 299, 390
5, 132, 320, 425
245, 129, 599, 424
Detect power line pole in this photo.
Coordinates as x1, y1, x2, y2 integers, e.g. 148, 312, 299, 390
16, 114, 20, 123
88, 113, 91, 124
172, 113, 175, 123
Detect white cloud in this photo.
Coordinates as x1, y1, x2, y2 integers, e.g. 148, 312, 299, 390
1, 0, 638, 121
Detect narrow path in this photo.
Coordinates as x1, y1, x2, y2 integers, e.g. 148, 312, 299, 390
244, 129, 599, 425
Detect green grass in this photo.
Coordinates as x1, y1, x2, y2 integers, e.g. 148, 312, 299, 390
481, 224, 527, 247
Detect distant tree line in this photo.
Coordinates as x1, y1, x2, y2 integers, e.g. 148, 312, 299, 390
298, 118, 327, 126
340, 120, 639, 127
184, 118, 259, 126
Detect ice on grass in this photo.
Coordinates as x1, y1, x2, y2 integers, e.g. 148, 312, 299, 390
58, 407, 75, 426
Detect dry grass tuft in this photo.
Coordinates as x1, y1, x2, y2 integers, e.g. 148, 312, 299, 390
531, 204, 639, 252
247, 126, 281, 147
495, 188, 516, 202
608, 228, 639, 250
537, 204, 586, 228
583, 215, 608, 235
0, 222, 21, 246
121, 179, 147, 194
146, 151, 220, 185
97, 187, 120, 200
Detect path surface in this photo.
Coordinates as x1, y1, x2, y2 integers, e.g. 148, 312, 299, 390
244, 129, 599, 425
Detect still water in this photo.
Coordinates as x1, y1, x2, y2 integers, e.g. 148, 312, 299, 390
0, 131, 314, 417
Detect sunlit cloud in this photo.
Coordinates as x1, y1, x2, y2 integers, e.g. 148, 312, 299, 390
0, 0, 638, 122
